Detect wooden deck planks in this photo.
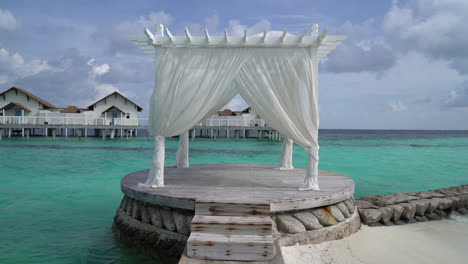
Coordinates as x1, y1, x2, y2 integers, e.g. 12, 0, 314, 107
121, 164, 354, 213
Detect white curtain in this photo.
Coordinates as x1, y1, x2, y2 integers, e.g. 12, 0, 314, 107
140, 47, 248, 187
280, 138, 294, 169
176, 131, 189, 168
234, 48, 320, 190
142, 47, 320, 190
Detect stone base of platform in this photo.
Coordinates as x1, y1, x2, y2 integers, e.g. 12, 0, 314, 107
112, 164, 357, 263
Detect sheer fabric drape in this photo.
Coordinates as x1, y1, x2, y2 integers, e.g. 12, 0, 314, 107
143, 47, 320, 190
140, 47, 248, 187
234, 48, 320, 190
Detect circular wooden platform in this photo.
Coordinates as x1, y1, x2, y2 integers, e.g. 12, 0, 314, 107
121, 164, 354, 213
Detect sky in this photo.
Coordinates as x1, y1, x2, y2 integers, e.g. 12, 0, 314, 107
1, 0, 468, 129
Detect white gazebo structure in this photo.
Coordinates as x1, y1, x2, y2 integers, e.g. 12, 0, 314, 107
130, 24, 346, 191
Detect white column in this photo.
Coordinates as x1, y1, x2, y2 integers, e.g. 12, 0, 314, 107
176, 131, 189, 168
21, 110, 24, 124
52, 129, 56, 140
226, 129, 229, 138
280, 138, 294, 169
191, 129, 195, 140
2, 109, 5, 124
140, 136, 165, 187
299, 46, 320, 191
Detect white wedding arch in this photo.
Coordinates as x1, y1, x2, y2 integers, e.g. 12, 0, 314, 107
130, 24, 345, 191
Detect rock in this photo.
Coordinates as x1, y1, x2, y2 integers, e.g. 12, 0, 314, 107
326, 205, 345, 222
457, 208, 468, 215
389, 204, 404, 221
410, 200, 429, 216
458, 195, 468, 208
406, 218, 418, 224
185, 214, 194, 232
383, 221, 396, 226
446, 196, 462, 210
120, 196, 128, 209
368, 222, 383, 227
336, 202, 351, 218
437, 188, 461, 196
425, 212, 442, 221
359, 196, 393, 207
311, 208, 338, 226
126, 197, 134, 215
358, 209, 382, 225
172, 211, 190, 235
370, 193, 418, 205
394, 220, 406, 225
344, 199, 355, 214
415, 216, 429, 222
276, 215, 306, 234
423, 198, 440, 213
160, 207, 177, 231
417, 191, 444, 199
293, 212, 323, 230
378, 207, 393, 224
355, 200, 378, 209
436, 198, 454, 210
147, 206, 163, 227
140, 206, 151, 224
132, 200, 141, 220
400, 203, 416, 220
434, 209, 448, 218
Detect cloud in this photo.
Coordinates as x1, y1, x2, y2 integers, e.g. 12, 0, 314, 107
0, 48, 50, 83
444, 87, 468, 108
223, 94, 248, 111
228, 19, 271, 35
389, 100, 407, 112
92, 11, 173, 55
413, 96, 432, 104
95, 60, 153, 84
0, 9, 20, 31
383, 0, 468, 73
322, 19, 396, 73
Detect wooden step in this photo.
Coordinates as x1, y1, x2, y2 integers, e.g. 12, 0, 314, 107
191, 215, 272, 235
187, 232, 275, 261
195, 200, 270, 216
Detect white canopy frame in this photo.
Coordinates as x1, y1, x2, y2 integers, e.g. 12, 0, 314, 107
131, 24, 345, 191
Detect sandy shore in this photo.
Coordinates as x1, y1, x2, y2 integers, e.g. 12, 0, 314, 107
279, 215, 468, 264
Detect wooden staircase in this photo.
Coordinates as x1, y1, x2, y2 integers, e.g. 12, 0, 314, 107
186, 200, 275, 261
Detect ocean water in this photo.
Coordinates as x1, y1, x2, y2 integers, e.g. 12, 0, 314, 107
0, 130, 467, 263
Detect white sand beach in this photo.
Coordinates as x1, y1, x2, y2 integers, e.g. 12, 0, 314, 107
280, 215, 468, 264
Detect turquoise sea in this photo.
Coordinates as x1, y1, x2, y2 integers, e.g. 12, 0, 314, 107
1, 130, 467, 263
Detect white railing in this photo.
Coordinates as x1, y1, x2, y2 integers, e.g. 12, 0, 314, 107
196, 118, 269, 127
0, 115, 149, 126
0, 115, 268, 128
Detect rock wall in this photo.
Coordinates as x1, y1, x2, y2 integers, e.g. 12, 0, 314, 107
272, 197, 361, 246
113, 195, 194, 263
357, 185, 468, 226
